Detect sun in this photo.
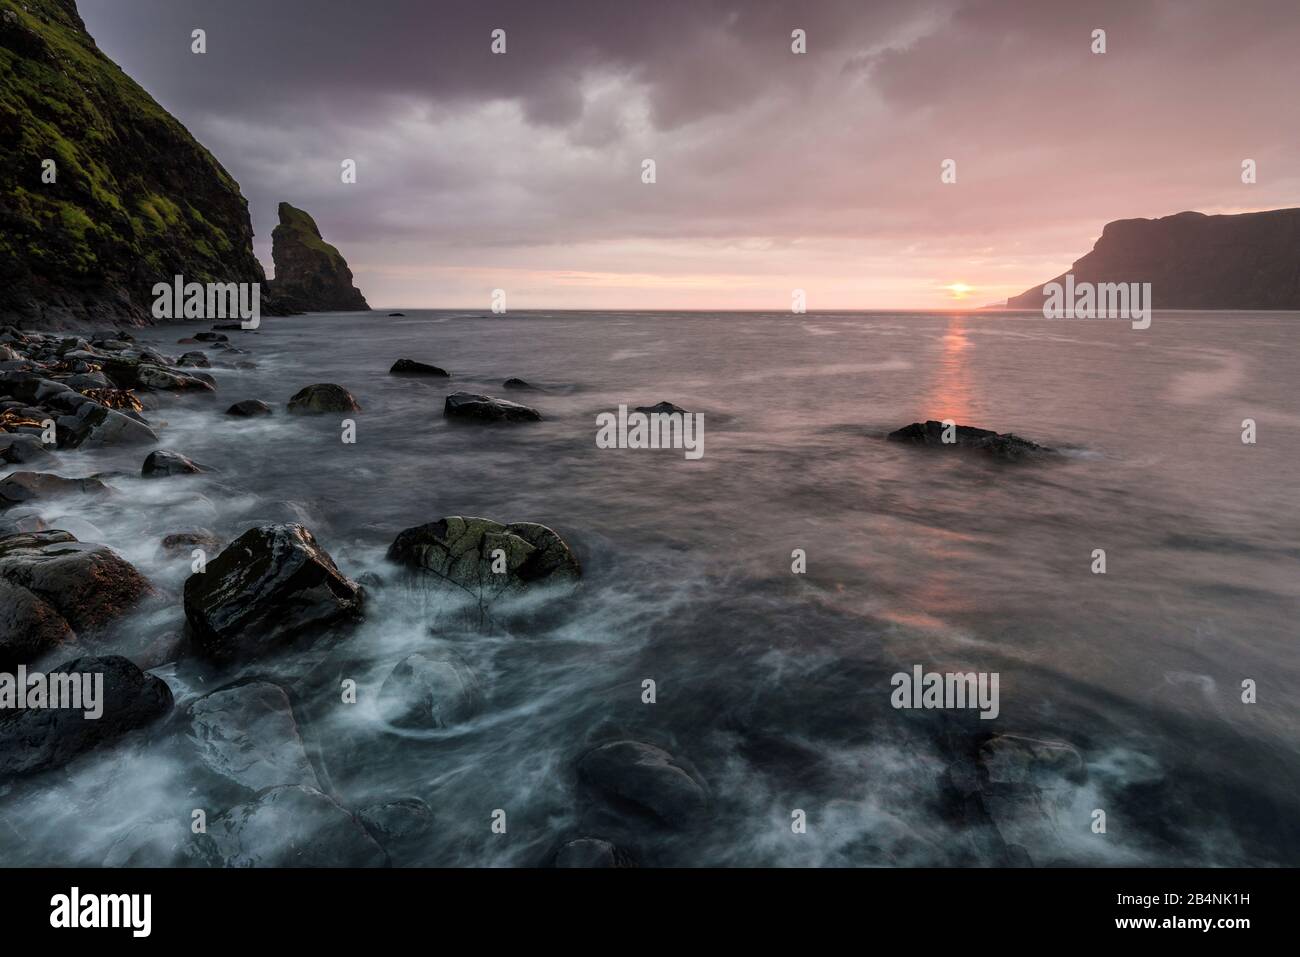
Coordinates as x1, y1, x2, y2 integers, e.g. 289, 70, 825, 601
945, 282, 974, 300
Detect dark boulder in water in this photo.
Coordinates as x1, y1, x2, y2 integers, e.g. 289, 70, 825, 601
210, 784, 387, 867
183, 523, 363, 664
177, 351, 210, 368
0, 655, 173, 779
444, 391, 541, 423
386, 312, 406, 317
286, 383, 360, 414
357, 797, 436, 866
184, 680, 320, 794
576, 740, 708, 829
141, 449, 207, 478
0, 433, 55, 465
502, 377, 534, 390
0, 577, 75, 670
194, 332, 228, 343
886, 420, 1053, 460
0, 472, 109, 510
0, 529, 154, 634
225, 399, 272, 417
387, 516, 580, 599
554, 837, 634, 868
377, 652, 483, 729
389, 358, 449, 377
159, 529, 224, 557
635, 401, 691, 415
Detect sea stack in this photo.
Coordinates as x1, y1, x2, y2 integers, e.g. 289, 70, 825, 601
268, 202, 369, 312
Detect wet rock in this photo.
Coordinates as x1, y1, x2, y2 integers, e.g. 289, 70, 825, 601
102, 358, 214, 393
887, 420, 1053, 460
635, 401, 691, 415
387, 312, 406, 317
974, 734, 1089, 866
978, 734, 1087, 787
183, 523, 363, 664
0, 472, 110, 510
58, 403, 158, 449
0, 655, 173, 779
0, 578, 75, 670
225, 399, 272, 417
102, 819, 220, 868
357, 797, 435, 866
0, 530, 154, 633
0, 433, 55, 465
502, 377, 535, 390
177, 351, 210, 368
210, 784, 387, 866
554, 837, 632, 868
185, 681, 319, 793
444, 391, 541, 423
386, 516, 581, 599
142, 449, 207, 478
377, 652, 482, 729
389, 359, 449, 377
159, 529, 224, 558
576, 740, 707, 829
287, 383, 360, 414
194, 332, 228, 343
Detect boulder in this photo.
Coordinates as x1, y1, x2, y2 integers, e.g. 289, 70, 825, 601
0, 530, 154, 633
142, 449, 207, 478
576, 740, 707, 829
390, 359, 449, 377
287, 383, 361, 414
225, 399, 272, 417
554, 837, 631, 868
635, 401, 691, 415
386, 516, 580, 600
0, 472, 110, 510
58, 403, 158, 449
194, 333, 228, 343
444, 391, 541, 423
377, 652, 482, 729
357, 797, 436, 866
0, 433, 56, 465
0, 578, 75, 670
210, 784, 387, 867
502, 377, 535, 390
185, 681, 319, 793
177, 351, 210, 368
0, 655, 173, 779
886, 420, 1053, 460
182, 523, 363, 664
159, 529, 224, 557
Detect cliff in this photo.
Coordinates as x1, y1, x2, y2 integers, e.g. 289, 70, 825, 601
0, 0, 271, 327
1007, 208, 1300, 310
268, 203, 369, 312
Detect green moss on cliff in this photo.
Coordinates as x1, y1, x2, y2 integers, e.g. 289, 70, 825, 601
0, 0, 266, 323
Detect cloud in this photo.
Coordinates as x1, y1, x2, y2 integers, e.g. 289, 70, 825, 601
78, 0, 1300, 307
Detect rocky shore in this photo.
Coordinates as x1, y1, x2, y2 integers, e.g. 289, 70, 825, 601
0, 317, 1119, 868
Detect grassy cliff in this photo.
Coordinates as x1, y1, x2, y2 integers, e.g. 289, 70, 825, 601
0, 0, 267, 326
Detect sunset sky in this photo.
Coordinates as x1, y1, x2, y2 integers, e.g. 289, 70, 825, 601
80, 0, 1300, 310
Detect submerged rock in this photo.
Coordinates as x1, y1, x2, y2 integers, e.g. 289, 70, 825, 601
357, 797, 436, 866
225, 399, 272, 417
159, 529, 224, 557
502, 377, 534, 390
0, 530, 153, 633
444, 391, 542, 423
287, 383, 360, 414
0, 655, 173, 779
386, 516, 580, 599
210, 784, 386, 867
390, 359, 449, 377
554, 837, 633, 868
0, 433, 55, 465
185, 681, 320, 793
886, 420, 1053, 460
57, 403, 158, 449
635, 401, 691, 415
141, 449, 207, 478
576, 740, 708, 829
0, 472, 109, 510
377, 652, 483, 729
183, 523, 363, 664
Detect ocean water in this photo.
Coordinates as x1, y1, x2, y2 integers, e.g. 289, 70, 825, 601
3, 309, 1298, 866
